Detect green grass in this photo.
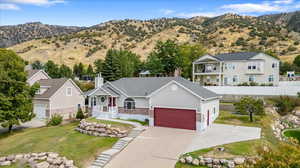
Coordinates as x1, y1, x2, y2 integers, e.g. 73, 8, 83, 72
283, 129, 300, 142
0, 121, 121, 168
215, 110, 262, 127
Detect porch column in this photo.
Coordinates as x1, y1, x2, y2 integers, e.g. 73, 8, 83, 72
192, 63, 195, 82
219, 62, 222, 86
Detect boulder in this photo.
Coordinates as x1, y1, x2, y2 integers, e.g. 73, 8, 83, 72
185, 156, 193, 164
0, 161, 11, 166
213, 159, 220, 165
48, 153, 59, 158
234, 157, 245, 165
15, 154, 24, 160
6, 155, 15, 161
199, 159, 205, 166
64, 160, 74, 167
35, 161, 50, 168
0, 157, 6, 162
227, 161, 235, 168
204, 157, 212, 164
192, 158, 200, 166
179, 158, 186, 163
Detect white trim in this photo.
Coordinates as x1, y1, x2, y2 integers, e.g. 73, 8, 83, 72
66, 87, 72, 96
153, 105, 197, 111
193, 54, 220, 63
86, 88, 100, 96
27, 70, 51, 81
68, 79, 84, 95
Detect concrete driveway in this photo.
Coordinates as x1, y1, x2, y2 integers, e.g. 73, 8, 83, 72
0, 119, 45, 133
105, 124, 261, 168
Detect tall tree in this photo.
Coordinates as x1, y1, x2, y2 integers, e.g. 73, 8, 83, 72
145, 52, 164, 75
44, 60, 60, 78
102, 49, 122, 81
94, 59, 103, 74
179, 43, 207, 79
31, 60, 43, 70
0, 49, 39, 132
59, 64, 73, 78
149, 40, 183, 75
86, 64, 94, 77
73, 63, 85, 79
294, 55, 300, 67
118, 50, 141, 77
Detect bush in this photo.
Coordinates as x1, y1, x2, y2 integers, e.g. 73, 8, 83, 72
272, 96, 297, 116
47, 114, 63, 126
76, 108, 85, 120
234, 97, 264, 122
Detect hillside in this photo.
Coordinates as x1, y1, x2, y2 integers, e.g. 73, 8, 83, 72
0, 22, 84, 47
6, 11, 300, 66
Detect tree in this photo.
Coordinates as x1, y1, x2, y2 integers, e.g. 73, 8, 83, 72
31, 60, 43, 70
59, 64, 73, 78
86, 64, 94, 77
44, 60, 60, 78
149, 40, 183, 75
179, 43, 207, 79
234, 97, 264, 122
76, 107, 85, 120
118, 50, 141, 77
0, 49, 39, 132
145, 52, 164, 75
293, 55, 300, 67
94, 59, 103, 74
73, 63, 85, 79
102, 49, 122, 81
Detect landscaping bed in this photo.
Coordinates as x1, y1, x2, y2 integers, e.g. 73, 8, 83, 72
0, 120, 132, 168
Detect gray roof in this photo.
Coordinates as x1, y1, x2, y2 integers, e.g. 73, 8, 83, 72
35, 78, 68, 99
107, 77, 217, 99
27, 69, 41, 79
213, 52, 259, 61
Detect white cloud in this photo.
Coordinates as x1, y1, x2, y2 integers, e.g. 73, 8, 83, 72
160, 9, 175, 15
3, 0, 65, 6
0, 3, 20, 10
273, 0, 294, 4
221, 3, 282, 13
177, 12, 223, 18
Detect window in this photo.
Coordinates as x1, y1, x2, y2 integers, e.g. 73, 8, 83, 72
248, 65, 251, 70
124, 98, 135, 110
268, 75, 274, 82
233, 75, 238, 83
272, 63, 277, 68
249, 75, 255, 82
66, 87, 72, 96
93, 97, 97, 106
213, 107, 216, 115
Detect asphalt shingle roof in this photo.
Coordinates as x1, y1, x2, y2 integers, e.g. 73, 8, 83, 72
213, 52, 259, 61
35, 78, 68, 99
108, 77, 217, 99
26, 69, 41, 79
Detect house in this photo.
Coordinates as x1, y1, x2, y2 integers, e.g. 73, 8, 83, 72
26, 69, 85, 120
192, 52, 280, 86
85, 74, 220, 131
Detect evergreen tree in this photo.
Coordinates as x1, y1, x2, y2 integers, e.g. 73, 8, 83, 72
294, 55, 300, 67
102, 49, 122, 81
31, 60, 43, 70
94, 59, 103, 74
0, 49, 39, 132
44, 60, 60, 78
118, 50, 141, 77
59, 64, 73, 78
145, 52, 164, 75
86, 64, 94, 77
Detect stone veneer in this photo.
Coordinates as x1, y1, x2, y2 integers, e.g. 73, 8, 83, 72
118, 107, 149, 115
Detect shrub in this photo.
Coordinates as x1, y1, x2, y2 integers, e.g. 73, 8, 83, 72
47, 114, 63, 126
76, 108, 85, 120
234, 97, 264, 122
272, 96, 297, 116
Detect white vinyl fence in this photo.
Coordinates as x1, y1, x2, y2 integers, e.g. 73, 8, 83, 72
204, 85, 300, 96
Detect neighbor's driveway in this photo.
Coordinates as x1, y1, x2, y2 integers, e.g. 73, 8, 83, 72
105, 124, 261, 168
0, 119, 45, 133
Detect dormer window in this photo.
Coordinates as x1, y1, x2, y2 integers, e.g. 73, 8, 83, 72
66, 87, 72, 96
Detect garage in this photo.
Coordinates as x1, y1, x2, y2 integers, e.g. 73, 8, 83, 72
34, 104, 46, 119
154, 107, 196, 130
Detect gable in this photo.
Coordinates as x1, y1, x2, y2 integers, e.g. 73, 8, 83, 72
194, 54, 220, 63
250, 53, 279, 62
27, 70, 50, 86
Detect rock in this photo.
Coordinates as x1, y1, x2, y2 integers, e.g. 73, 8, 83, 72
0, 161, 11, 166
198, 155, 203, 160
53, 158, 63, 165
204, 157, 212, 163
192, 158, 200, 166
234, 157, 245, 165
213, 159, 220, 165
179, 158, 185, 163
199, 159, 205, 166
0, 157, 6, 162
35, 161, 50, 168
15, 154, 24, 160
48, 153, 59, 158
185, 156, 193, 164
295, 111, 300, 117
207, 163, 213, 168
217, 147, 225, 151
64, 160, 74, 167
6, 155, 15, 161
47, 157, 54, 164
227, 161, 235, 168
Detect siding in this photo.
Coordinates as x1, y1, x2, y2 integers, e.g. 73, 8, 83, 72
150, 82, 201, 111
27, 71, 49, 86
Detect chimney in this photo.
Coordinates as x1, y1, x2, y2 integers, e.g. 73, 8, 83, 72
95, 73, 103, 88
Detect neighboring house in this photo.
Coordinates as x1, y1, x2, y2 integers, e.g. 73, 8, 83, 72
192, 52, 280, 86
26, 70, 85, 120
85, 74, 220, 131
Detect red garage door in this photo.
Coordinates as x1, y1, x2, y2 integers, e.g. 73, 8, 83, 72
154, 107, 196, 130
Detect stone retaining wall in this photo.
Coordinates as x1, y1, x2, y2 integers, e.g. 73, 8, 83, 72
179, 155, 252, 168
0, 152, 76, 168
75, 119, 128, 138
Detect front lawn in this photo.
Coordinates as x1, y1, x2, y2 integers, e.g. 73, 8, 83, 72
0, 121, 124, 168
85, 118, 133, 131
215, 110, 262, 127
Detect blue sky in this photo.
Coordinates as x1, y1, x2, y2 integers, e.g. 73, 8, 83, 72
1, 0, 300, 26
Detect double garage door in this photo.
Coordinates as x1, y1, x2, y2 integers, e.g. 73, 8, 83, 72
154, 107, 196, 130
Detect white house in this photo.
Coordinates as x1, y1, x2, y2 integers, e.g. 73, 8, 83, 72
85, 74, 220, 131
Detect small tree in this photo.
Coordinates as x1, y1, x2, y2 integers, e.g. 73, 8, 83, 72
47, 114, 63, 126
234, 97, 264, 122
76, 107, 85, 120
294, 55, 300, 67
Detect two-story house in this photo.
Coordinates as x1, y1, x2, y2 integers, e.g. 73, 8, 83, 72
192, 52, 280, 86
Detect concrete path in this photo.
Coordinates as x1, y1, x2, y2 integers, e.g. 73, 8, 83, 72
0, 119, 46, 133
104, 124, 261, 168
185, 123, 261, 153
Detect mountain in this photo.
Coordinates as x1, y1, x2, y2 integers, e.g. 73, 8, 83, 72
0, 22, 84, 47
5, 11, 300, 66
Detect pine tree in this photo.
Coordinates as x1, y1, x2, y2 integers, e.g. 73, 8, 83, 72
102, 49, 122, 81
